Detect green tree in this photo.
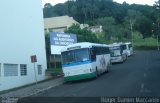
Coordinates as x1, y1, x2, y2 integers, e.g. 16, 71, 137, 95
153, 0, 160, 39
45, 32, 51, 68
65, 24, 99, 43
43, 0, 157, 39
95, 17, 117, 41
43, 3, 55, 17
135, 15, 153, 38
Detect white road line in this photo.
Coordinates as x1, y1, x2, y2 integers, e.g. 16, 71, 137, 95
140, 83, 144, 93
144, 73, 147, 78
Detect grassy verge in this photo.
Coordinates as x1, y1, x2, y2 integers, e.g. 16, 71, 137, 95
46, 67, 63, 77
133, 32, 158, 50
47, 68, 62, 73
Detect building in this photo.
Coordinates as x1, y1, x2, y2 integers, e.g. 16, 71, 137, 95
89, 25, 103, 33
44, 15, 79, 33
0, 0, 47, 91
80, 24, 89, 29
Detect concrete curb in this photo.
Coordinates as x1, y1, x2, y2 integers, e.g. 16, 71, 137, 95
26, 80, 64, 97
0, 77, 64, 97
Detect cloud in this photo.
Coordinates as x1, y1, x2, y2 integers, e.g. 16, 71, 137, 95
42, 0, 67, 7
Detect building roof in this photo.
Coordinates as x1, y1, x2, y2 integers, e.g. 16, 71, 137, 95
44, 15, 79, 29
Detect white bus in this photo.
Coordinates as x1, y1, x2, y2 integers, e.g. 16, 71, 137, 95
109, 43, 127, 63
125, 42, 133, 56
61, 42, 111, 81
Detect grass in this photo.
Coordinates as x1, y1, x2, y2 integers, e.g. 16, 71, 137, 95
132, 32, 158, 50
46, 67, 63, 79
47, 68, 63, 74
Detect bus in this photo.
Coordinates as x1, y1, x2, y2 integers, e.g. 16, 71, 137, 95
61, 42, 111, 81
109, 43, 127, 63
125, 42, 133, 57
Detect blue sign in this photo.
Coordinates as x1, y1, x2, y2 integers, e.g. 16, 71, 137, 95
50, 32, 77, 46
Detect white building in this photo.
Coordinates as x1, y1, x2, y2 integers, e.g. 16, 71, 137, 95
44, 15, 79, 33
89, 25, 103, 33
0, 0, 47, 91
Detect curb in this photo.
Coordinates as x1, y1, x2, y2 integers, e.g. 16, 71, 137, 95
0, 77, 64, 97
26, 80, 64, 97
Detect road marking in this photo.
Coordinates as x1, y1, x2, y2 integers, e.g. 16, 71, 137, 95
140, 83, 152, 93
144, 52, 149, 70
144, 73, 147, 78
140, 83, 144, 93
144, 89, 152, 93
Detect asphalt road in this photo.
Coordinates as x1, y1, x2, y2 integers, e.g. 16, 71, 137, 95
41, 51, 160, 97
18, 51, 160, 103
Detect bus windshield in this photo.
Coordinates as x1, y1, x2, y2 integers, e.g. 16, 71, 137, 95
61, 48, 90, 64
128, 44, 132, 49
110, 46, 121, 57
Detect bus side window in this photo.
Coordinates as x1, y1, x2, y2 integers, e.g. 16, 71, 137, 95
90, 48, 96, 61
129, 44, 132, 50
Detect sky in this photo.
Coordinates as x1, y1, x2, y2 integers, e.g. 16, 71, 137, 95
41, 0, 156, 7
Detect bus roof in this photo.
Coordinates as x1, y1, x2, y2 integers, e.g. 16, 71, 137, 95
61, 42, 109, 52
109, 42, 125, 47
125, 42, 132, 45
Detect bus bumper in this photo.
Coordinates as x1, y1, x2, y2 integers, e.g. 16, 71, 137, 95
64, 72, 96, 81
111, 57, 123, 63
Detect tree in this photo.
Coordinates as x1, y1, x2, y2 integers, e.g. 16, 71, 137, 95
43, 0, 157, 40
135, 15, 152, 38
123, 10, 142, 41
43, 3, 54, 18
65, 24, 99, 43
153, 0, 160, 38
45, 32, 51, 68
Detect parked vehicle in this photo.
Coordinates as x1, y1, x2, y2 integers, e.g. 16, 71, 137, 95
125, 42, 133, 56
61, 42, 111, 81
109, 43, 127, 63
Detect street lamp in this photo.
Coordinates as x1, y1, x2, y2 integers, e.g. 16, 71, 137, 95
157, 22, 160, 51
130, 20, 133, 46
153, 22, 160, 51
155, 0, 160, 51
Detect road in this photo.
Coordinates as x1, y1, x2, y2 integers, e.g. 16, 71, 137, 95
39, 51, 160, 97
18, 51, 160, 103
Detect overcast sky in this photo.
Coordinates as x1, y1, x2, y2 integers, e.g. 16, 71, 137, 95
42, 0, 156, 7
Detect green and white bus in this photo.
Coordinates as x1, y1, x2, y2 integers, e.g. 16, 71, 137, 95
109, 43, 128, 63
61, 42, 111, 81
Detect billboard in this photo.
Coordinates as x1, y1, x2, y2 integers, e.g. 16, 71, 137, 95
50, 32, 77, 54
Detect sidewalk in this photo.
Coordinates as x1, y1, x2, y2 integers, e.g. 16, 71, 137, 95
0, 77, 64, 97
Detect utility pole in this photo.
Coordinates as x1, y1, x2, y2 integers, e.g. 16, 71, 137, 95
157, 0, 160, 51
158, 0, 160, 50
130, 19, 133, 45
154, 0, 160, 51
157, 22, 160, 51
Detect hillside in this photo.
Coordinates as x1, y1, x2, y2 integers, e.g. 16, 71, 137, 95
43, 0, 160, 50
